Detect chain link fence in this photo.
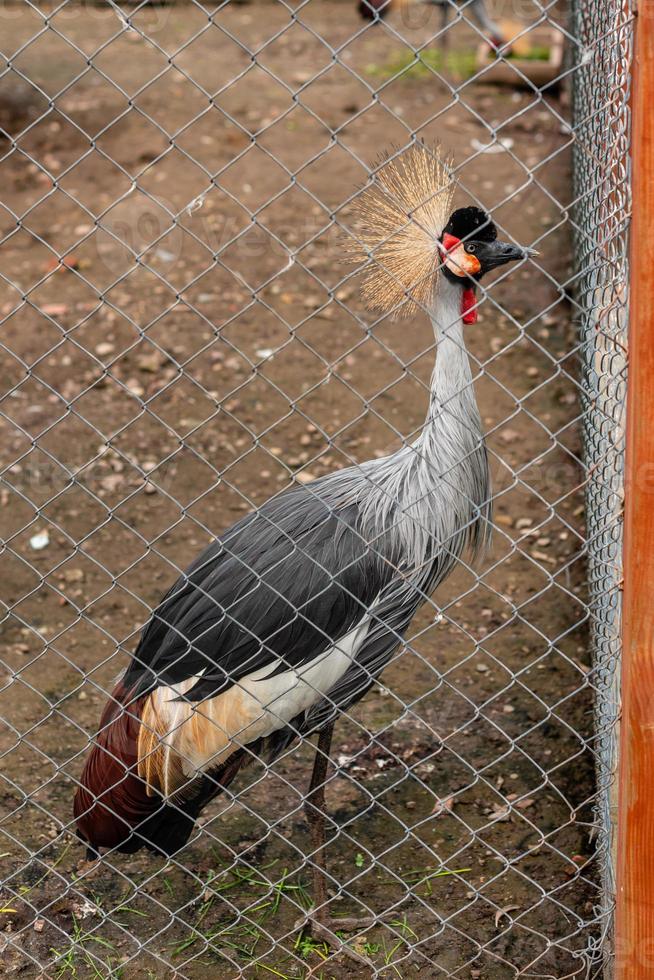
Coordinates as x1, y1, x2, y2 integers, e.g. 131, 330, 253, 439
0, 1, 630, 976
572, 0, 631, 972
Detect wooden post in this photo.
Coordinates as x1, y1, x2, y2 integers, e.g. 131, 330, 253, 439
615, 2, 654, 976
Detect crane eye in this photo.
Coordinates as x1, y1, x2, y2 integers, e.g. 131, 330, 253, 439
466, 243, 477, 253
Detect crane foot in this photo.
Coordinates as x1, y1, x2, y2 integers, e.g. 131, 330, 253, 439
294, 912, 379, 965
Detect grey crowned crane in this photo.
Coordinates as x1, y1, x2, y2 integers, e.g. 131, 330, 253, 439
358, 0, 507, 55
74, 146, 529, 940
427, 0, 505, 51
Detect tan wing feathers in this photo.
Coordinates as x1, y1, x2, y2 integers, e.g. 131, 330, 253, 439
136, 683, 261, 798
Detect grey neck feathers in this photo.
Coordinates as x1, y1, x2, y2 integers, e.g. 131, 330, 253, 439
420, 277, 480, 455
343, 276, 491, 576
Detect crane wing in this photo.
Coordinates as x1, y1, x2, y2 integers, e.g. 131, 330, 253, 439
124, 484, 393, 703
76, 479, 438, 855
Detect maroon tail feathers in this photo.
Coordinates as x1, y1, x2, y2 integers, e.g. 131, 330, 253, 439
74, 682, 155, 855
74, 682, 246, 858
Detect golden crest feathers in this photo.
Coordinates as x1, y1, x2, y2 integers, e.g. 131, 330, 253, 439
345, 144, 454, 317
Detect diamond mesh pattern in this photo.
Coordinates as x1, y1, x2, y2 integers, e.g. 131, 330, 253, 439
572, 0, 631, 971
0, 1, 629, 976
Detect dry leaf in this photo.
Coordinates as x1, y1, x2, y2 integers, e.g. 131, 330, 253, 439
515, 798, 535, 810
494, 904, 520, 929
432, 795, 454, 816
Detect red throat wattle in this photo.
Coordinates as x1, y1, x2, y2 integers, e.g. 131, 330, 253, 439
461, 287, 477, 325
441, 233, 478, 324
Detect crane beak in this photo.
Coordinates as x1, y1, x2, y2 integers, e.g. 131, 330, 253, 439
473, 240, 539, 276
480, 240, 526, 271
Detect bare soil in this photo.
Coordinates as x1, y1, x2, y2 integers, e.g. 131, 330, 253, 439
0, 2, 599, 977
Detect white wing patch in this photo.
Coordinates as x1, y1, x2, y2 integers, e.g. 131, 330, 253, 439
139, 612, 372, 794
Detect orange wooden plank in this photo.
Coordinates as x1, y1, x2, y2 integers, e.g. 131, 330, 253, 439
615, 3, 654, 976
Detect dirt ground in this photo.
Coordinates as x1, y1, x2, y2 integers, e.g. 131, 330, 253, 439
0, 1, 601, 977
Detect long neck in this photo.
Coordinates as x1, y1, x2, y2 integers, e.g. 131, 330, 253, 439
403, 276, 489, 564
412, 277, 481, 451
346, 278, 490, 574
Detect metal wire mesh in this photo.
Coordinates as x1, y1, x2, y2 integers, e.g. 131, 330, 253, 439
0, 1, 630, 976
572, 0, 632, 971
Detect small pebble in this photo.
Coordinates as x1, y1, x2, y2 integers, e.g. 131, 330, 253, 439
95, 342, 115, 357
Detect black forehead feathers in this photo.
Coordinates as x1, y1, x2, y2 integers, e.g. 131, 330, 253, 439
443, 207, 497, 243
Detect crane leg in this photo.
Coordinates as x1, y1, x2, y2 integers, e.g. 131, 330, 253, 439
298, 721, 379, 952
468, 0, 505, 51
304, 720, 335, 924
439, 2, 450, 53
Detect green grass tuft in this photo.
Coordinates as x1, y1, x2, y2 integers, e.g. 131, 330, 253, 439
506, 44, 551, 61
366, 47, 478, 82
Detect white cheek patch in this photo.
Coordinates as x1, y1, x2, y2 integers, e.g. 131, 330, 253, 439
444, 244, 481, 278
